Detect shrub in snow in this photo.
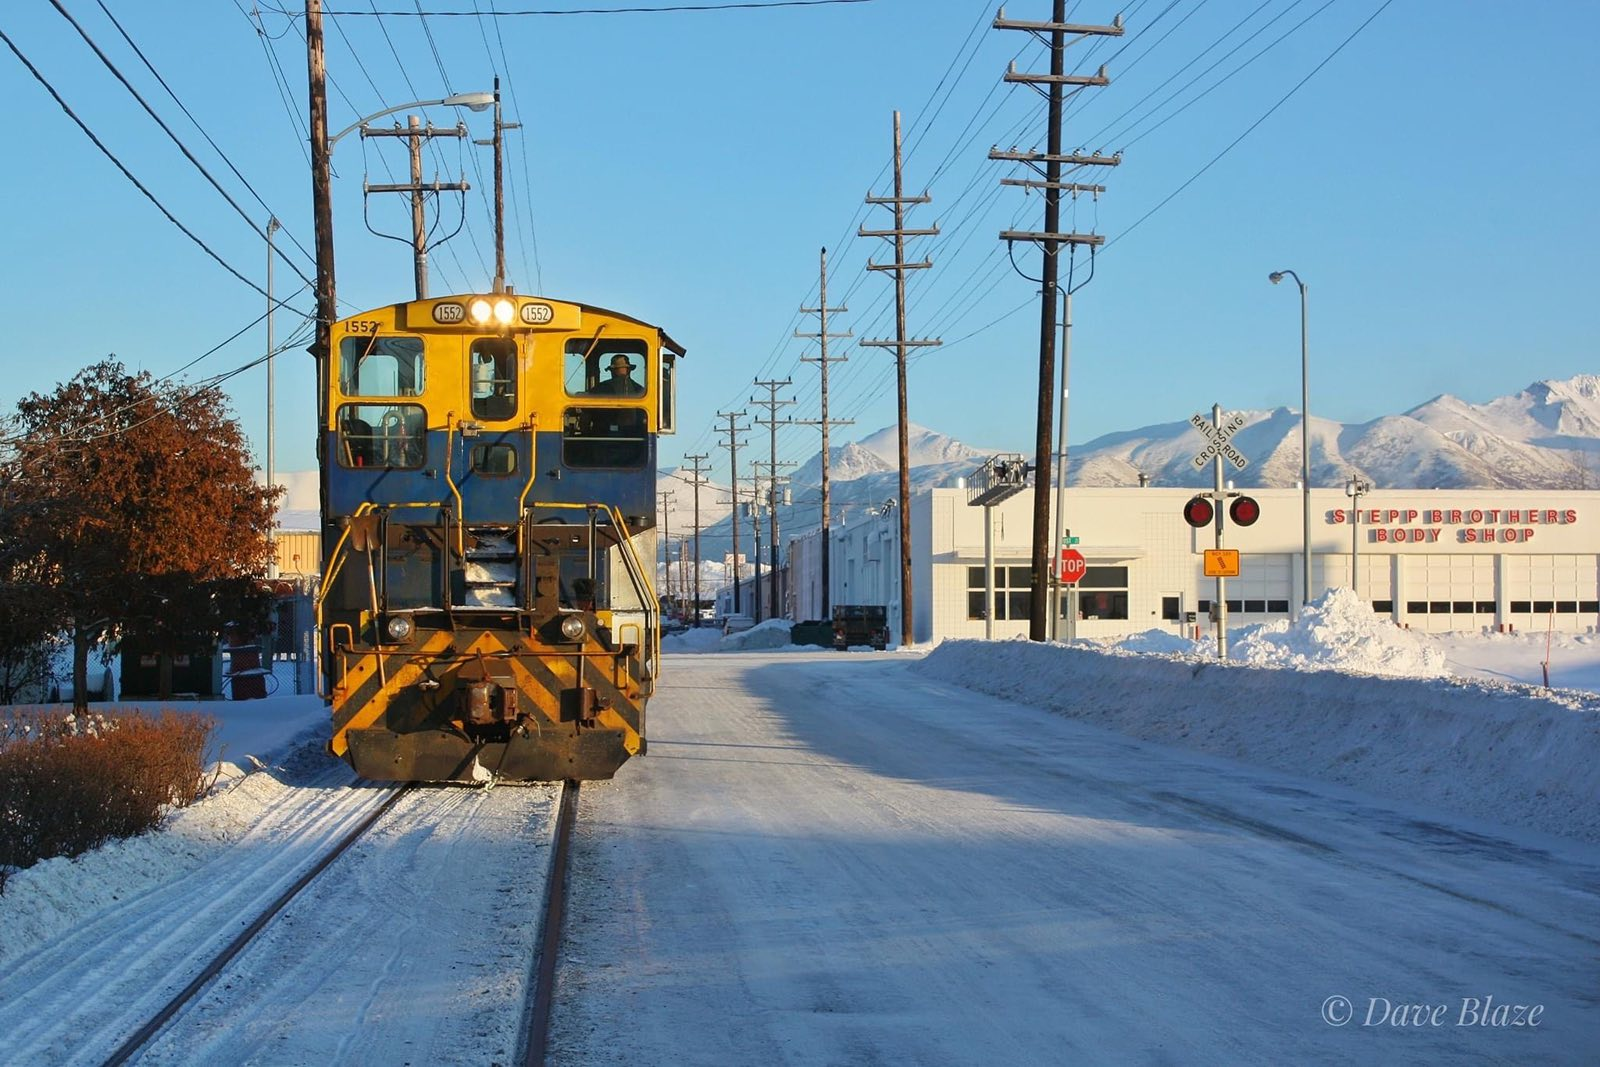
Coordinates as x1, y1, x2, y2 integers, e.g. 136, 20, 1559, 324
0, 709, 216, 892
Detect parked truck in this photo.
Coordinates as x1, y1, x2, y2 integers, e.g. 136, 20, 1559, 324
831, 604, 889, 651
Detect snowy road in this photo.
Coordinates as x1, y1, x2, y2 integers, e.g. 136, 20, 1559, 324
554, 650, 1600, 1066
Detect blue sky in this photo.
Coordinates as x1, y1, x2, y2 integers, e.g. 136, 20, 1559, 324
2, 0, 1595, 484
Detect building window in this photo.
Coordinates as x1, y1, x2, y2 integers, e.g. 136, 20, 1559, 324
1068, 565, 1129, 620
1244, 599, 1265, 613
1533, 600, 1554, 614
1510, 600, 1531, 613
1373, 600, 1394, 613
1161, 596, 1180, 621
1267, 599, 1289, 613
1580, 601, 1599, 614
1475, 601, 1495, 614
1408, 601, 1428, 614
966, 565, 1033, 620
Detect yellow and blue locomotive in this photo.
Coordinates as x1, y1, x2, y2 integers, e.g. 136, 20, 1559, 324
318, 292, 680, 782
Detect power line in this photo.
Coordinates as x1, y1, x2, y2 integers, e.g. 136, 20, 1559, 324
1110, 0, 1395, 249
275, 0, 879, 15
94, 0, 321, 275
49, 0, 318, 289
0, 26, 282, 304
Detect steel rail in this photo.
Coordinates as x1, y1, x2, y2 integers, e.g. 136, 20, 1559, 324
521, 779, 580, 1067
101, 784, 413, 1067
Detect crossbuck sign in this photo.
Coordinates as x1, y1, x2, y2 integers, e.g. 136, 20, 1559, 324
1189, 412, 1250, 472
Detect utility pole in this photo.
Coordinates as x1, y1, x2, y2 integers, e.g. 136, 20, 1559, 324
658, 489, 675, 609
753, 459, 795, 619
266, 215, 280, 580
364, 117, 471, 300
307, 0, 334, 480
860, 111, 940, 648
992, 2, 1122, 642
751, 378, 795, 621
474, 77, 519, 292
744, 476, 765, 622
716, 411, 749, 614
795, 246, 852, 620
683, 452, 711, 623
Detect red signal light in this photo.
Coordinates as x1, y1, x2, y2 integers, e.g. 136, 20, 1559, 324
1182, 496, 1213, 528
1229, 496, 1261, 527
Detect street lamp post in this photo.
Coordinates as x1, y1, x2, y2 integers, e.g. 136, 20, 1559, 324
326, 91, 494, 150
1269, 269, 1311, 608
1345, 475, 1371, 597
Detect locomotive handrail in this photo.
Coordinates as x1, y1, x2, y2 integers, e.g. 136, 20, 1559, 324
515, 420, 538, 558
442, 413, 466, 557
532, 500, 661, 679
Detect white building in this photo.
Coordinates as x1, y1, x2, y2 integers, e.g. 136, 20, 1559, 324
789, 486, 1600, 643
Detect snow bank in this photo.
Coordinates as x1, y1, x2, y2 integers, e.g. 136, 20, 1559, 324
1229, 587, 1450, 676
663, 618, 800, 654
918, 601, 1600, 843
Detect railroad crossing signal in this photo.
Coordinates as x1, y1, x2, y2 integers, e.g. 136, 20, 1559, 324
1058, 547, 1087, 585
1182, 496, 1214, 528
1188, 411, 1250, 472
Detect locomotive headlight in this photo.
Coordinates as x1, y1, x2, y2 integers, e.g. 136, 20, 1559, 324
469, 298, 493, 324
493, 298, 515, 325
386, 616, 414, 641
559, 615, 586, 641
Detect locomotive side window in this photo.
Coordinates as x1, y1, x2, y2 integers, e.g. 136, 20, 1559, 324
337, 403, 426, 469
561, 408, 647, 468
469, 338, 517, 421
339, 335, 425, 396
564, 338, 648, 397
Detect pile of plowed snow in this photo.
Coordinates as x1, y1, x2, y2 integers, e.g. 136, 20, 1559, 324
919, 589, 1600, 843
1230, 587, 1447, 677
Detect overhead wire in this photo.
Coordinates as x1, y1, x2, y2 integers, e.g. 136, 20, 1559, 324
92, 0, 322, 275
0, 26, 296, 308
48, 0, 318, 290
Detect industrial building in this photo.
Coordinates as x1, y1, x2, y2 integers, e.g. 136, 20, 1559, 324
783, 486, 1600, 644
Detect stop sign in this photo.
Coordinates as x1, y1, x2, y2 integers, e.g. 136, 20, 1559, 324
1059, 548, 1087, 585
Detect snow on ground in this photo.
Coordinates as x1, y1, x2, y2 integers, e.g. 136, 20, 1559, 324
918, 588, 1600, 843
4, 593, 1597, 979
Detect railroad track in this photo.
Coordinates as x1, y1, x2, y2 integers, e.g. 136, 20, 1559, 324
100, 783, 414, 1066
98, 778, 581, 1067
520, 779, 580, 1067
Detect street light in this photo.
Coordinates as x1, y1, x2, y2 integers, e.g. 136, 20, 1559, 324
1269, 269, 1311, 608
327, 91, 494, 149
1345, 475, 1371, 597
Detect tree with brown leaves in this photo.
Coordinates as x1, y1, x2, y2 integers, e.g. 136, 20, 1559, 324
1, 359, 280, 707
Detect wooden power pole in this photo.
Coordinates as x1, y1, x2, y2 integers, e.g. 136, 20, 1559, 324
751, 378, 795, 621
992, 2, 1122, 641
795, 247, 853, 620
716, 411, 749, 614
364, 117, 471, 300
682, 453, 711, 622
860, 111, 940, 648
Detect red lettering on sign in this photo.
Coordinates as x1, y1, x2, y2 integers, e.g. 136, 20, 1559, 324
1565, 509, 1578, 524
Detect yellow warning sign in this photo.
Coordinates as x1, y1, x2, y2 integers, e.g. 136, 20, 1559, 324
1203, 549, 1241, 577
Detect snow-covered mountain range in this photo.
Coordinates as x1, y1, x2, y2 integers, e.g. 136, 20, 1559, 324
663, 375, 1600, 559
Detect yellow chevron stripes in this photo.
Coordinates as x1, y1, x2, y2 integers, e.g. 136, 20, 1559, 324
330, 628, 645, 758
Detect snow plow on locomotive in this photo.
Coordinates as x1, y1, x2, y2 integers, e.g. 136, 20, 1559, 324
318, 293, 681, 782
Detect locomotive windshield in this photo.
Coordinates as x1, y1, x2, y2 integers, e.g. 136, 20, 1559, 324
340, 335, 424, 396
